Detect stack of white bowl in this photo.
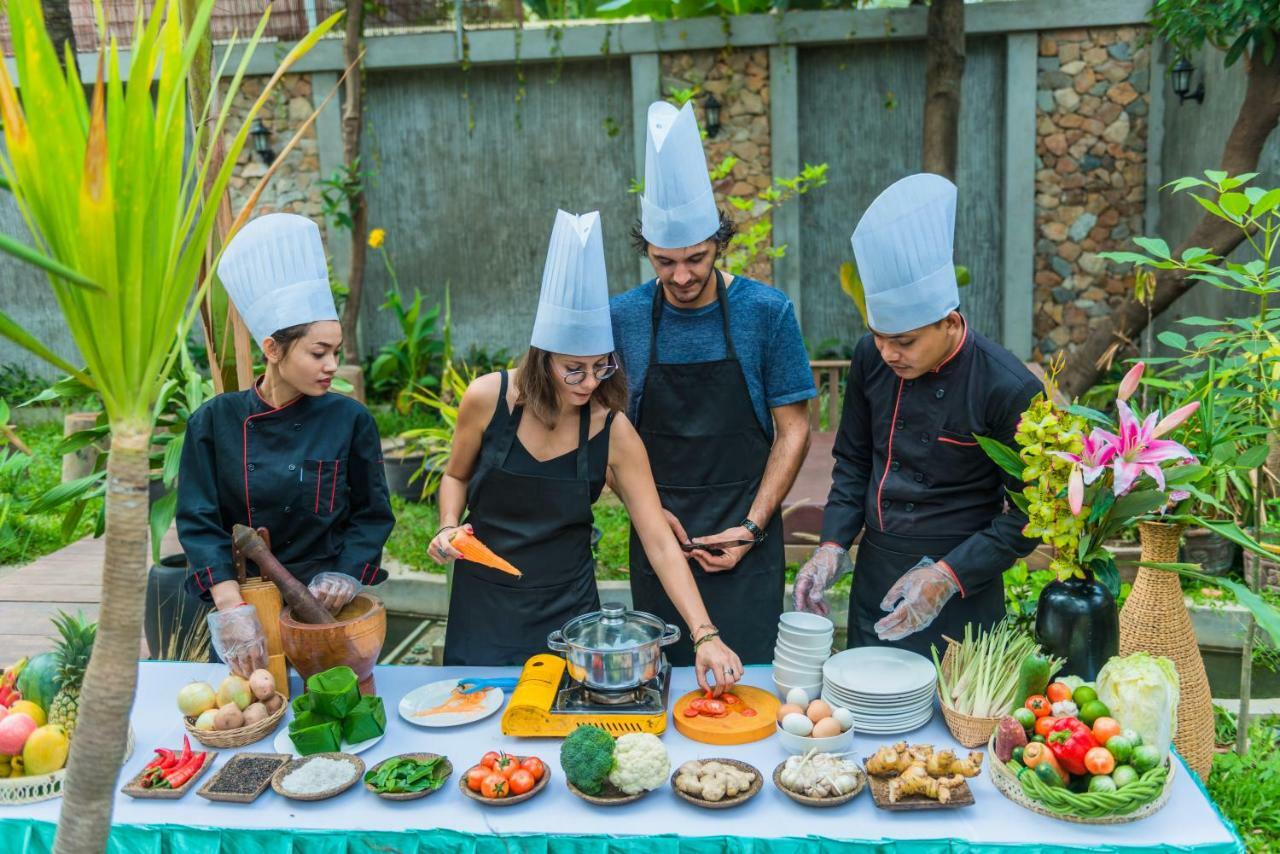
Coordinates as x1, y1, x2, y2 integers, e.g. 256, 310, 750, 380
820, 646, 936, 734
771, 611, 835, 701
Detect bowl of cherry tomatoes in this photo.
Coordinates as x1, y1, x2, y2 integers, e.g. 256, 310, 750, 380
459, 750, 550, 805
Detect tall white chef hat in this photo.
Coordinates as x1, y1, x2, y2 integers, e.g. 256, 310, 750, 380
641, 101, 720, 250
217, 213, 338, 348
530, 210, 614, 357
851, 173, 960, 335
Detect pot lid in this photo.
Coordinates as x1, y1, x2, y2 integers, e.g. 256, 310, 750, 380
561, 603, 666, 648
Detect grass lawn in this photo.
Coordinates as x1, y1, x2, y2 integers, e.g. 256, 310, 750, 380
1, 420, 100, 567
1208, 714, 1280, 851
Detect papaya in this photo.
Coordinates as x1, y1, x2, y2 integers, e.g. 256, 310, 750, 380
16, 653, 60, 714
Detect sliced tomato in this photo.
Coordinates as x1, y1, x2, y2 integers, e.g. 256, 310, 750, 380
739, 708, 757, 717
722, 693, 740, 704
701, 699, 727, 716
682, 706, 700, 717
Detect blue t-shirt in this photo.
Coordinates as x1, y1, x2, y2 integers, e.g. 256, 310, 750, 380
609, 276, 816, 440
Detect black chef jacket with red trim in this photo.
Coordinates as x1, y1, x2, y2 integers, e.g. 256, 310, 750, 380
177, 382, 395, 600
819, 318, 1042, 595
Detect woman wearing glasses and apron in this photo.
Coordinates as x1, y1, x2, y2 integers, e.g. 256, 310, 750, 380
427, 211, 743, 693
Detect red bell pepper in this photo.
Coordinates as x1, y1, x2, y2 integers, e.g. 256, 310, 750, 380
1047, 716, 1099, 776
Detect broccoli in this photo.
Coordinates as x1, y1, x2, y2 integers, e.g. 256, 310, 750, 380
560, 724, 617, 795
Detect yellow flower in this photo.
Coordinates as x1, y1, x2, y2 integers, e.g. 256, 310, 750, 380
368, 228, 386, 249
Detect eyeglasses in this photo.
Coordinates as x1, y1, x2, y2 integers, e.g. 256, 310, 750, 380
561, 361, 618, 386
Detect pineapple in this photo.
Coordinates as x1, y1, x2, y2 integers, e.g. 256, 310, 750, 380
47, 611, 96, 741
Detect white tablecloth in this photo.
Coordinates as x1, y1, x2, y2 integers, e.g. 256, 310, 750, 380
9, 662, 1241, 851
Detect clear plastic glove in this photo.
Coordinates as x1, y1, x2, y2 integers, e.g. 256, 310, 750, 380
873, 558, 960, 642
207, 604, 267, 678
694, 635, 743, 697
309, 572, 360, 614
792, 544, 853, 617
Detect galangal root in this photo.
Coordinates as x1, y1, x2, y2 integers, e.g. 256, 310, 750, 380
867, 742, 984, 804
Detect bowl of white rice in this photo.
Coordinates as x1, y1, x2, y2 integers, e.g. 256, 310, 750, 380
271, 753, 365, 801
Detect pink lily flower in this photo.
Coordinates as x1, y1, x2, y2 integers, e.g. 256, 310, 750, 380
1117, 362, 1145, 402
1068, 465, 1085, 516
1051, 428, 1117, 484
1154, 401, 1200, 438
1109, 400, 1195, 496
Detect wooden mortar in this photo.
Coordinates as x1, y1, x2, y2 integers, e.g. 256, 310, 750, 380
279, 593, 386, 695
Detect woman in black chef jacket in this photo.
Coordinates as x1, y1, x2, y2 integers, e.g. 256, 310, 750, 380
177, 213, 395, 676
428, 210, 743, 694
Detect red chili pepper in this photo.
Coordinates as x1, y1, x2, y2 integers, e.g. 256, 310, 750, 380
144, 748, 173, 771
159, 751, 206, 789
179, 735, 192, 765
1047, 717, 1099, 776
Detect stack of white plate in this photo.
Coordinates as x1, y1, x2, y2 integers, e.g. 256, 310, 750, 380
820, 646, 935, 734
771, 611, 835, 701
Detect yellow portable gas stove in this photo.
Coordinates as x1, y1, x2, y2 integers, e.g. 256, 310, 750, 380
500, 653, 672, 737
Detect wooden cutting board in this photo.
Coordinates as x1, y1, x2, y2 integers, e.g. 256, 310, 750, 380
672, 686, 780, 745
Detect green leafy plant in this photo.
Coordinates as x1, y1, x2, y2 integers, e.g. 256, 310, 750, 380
1208, 717, 1280, 851
721, 163, 829, 277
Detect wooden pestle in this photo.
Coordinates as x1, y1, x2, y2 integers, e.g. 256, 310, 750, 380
231, 524, 335, 625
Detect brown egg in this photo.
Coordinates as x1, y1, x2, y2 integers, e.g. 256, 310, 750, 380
776, 703, 804, 724
811, 717, 843, 738
806, 699, 832, 723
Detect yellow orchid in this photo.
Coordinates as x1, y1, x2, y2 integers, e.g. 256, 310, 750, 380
368, 228, 386, 249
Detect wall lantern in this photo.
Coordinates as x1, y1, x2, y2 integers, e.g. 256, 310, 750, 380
702, 92, 722, 138
1171, 57, 1205, 105
250, 118, 276, 165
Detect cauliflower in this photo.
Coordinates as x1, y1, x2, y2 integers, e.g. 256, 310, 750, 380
607, 733, 670, 795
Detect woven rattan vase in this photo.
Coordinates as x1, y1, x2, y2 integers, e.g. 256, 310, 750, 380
1118, 521, 1213, 780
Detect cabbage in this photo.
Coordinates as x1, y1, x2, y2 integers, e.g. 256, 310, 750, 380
1096, 653, 1180, 763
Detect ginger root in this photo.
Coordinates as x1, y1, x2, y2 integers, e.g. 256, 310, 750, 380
925, 750, 984, 779
889, 772, 960, 804
866, 742, 934, 777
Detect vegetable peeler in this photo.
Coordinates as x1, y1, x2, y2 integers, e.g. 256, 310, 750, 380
456, 677, 519, 695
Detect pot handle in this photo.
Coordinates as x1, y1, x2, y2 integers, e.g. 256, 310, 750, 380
546, 630, 569, 652
659, 624, 681, 647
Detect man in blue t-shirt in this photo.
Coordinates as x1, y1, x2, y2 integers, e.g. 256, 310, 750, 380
609, 99, 816, 668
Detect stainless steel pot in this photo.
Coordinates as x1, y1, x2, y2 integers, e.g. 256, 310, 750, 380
546, 602, 680, 691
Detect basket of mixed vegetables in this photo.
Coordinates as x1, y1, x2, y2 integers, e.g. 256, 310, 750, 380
989, 652, 1179, 823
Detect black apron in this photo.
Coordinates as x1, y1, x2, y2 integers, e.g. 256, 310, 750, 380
850, 528, 1005, 658
628, 271, 784, 665
443, 371, 602, 666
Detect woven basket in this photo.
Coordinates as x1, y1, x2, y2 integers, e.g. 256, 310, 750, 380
1118, 522, 1214, 781
0, 726, 135, 806
988, 733, 1173, 824
937, 642, 1003, 748
183, 692, 286, 748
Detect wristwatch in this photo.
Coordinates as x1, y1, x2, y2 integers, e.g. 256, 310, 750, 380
740, 517, 766, 545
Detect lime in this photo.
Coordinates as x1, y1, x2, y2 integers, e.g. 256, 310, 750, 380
1072, 685, 1098, 706
1106, 735, 1134, 764
1088, 774, 1117, 793
1132, 744, 1161, 773
1013, 708, 1036, 730
1079, 700, 1111, 726
1112, 765, 1139, 788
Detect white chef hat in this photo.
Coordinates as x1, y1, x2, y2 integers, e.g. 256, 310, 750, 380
851, 173, 960, 335
216, 213, 338, 348
530, 210, 614, 357
640, 101, 720, 250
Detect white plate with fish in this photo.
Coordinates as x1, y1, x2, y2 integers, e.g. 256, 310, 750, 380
398, 678, 506, 728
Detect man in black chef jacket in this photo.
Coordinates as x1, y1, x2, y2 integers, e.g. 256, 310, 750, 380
793, 174, 1042, 656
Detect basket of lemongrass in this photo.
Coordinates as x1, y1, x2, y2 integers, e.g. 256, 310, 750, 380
933, 620, 1063, 748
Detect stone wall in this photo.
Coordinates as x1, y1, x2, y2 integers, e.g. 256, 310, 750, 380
221, 74, 326, 227
661, 49, 774, 283
1032, 27, 1151, 359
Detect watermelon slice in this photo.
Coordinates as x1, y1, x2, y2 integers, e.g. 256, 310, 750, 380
451, 530, 522, 577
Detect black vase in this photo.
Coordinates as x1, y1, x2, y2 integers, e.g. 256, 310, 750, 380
144, 554, 210, 660
1034, 575, 1118, 681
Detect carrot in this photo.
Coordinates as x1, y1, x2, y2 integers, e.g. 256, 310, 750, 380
1022, 741, 1068, 784
451, 530, 522, 577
